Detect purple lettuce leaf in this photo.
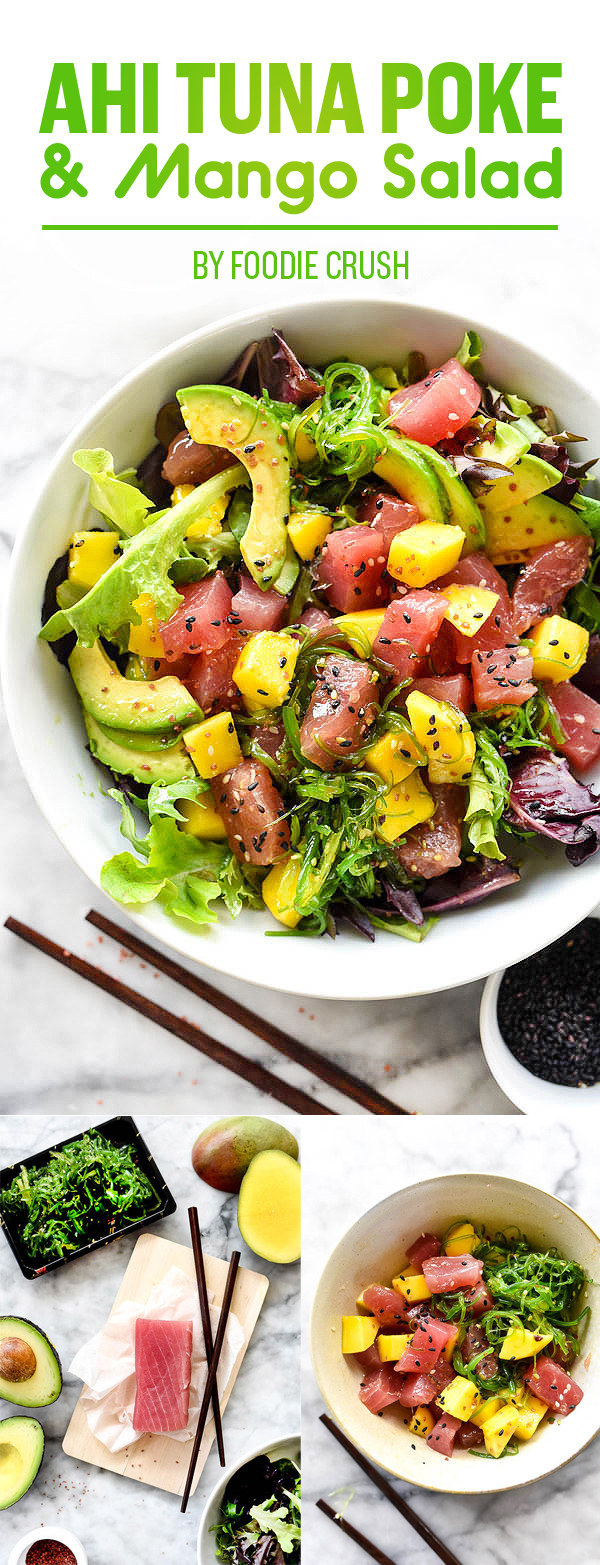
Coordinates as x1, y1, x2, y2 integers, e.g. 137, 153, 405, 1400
507, 751, 600, 866
419, 857, 520, 914
223, 330, 322, 405
330, 901, 375, 941
379, 876, 425, 926
41, 550, 75, 666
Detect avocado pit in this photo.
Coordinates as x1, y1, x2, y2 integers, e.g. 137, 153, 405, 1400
0, 1337, 37, 1383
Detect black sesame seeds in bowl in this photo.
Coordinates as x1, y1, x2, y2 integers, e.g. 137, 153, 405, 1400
480, 915, 600, 1112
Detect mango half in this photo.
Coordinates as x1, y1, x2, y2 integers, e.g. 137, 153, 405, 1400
192, 1116, 299, 1194
237, 1149, 301, 1264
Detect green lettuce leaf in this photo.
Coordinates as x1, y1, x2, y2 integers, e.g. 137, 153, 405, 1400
456, 329, 483, 373
73, 449, 153, 537
465, 734, 509, 860
100, 816, 230, 927
40, 463, 246, 648
248, 1503, 301, 1555
146, 777, 209, 823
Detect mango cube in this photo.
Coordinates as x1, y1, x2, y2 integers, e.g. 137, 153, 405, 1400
365, 727, 423, 786
288, 507, 332, 560
387, 522, 464, 588
499, 1327, 553, 1361
183, 711, 242, 779
262, 853, 303, 928
406, 690, 475, 783
179, 795, 227, 840
341, 1315, 379, 1354
529, 614, 589, 682
333, 609, 386, 655
233, 631, 300, 711
171, 483, 196, 505
443, 583, 499, 637
375, 773, 435, 844
294, 398, 322, 465
436, 1375, 482, 1423
409, 1406, 436, 1439
186, 488, 230, 540
392, 1272, 432, 1303
482, 1404, 520, 1458
68, 530, 120, 590
444, 1222, 477, 1256
510, 1392, 547, 1441
470, 1397, 503, 1429
441, 1325, 461, 1362
377, 1333, 413, 1362
128, 593, 165, 659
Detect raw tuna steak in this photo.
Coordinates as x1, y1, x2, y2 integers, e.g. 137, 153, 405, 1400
422, 1255, 484, 1293
472, 644, 536, 711
315, 525, 388, 612
213, 758, 290, 864
184, 635, 243, 713
524, 1355, 584, 1415
300, 655, 378, 768
395, 1318, 455, 1373
132, 1317, 193, 1434
160, 573, 233, 658
230, 575, 286, 632
373, 591, 449, 681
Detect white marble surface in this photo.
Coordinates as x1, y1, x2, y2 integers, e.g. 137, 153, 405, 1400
302, 1116, 600, 1565
0, 1114, 300, 1562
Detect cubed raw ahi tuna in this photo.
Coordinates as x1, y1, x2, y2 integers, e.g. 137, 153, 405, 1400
230, 574, 286, 632
438, 552, 513, 664
426, 1411, 462, 1456
422, 1255, 484, 1293
250, 719, 286, 761
353, 1343, 382, 1373
511, 538, 591, 635
429, 618, 459, 676
524, 1355, 584, 1415
396, 1371, 438, 1407
315, 525, 387, 612
396, 784, 464, 880
213, 758, 290, 864
429, 1358, 456, 1398
184, 635, 244, 713
463, 1323, 498, 1381
300, 655, 378, 769
406, 1233, 442, 1268
455, 1422, 484, 1449
359, 1362, 404, 1414
396, 1318, 455, 1373
357, 490, 421, 549
544, 681, 600, 773
463, 1281, 494, 1318
160, 573, 233, 658
361, 1285, 409, 1328
132, 1317, 193, 1434
162, 432, 237, 486
388, 358, 481, 447
472, 644, 536, 711
373, 591, 449, 681
299, 605, 333, 637
408, 674, 472, 714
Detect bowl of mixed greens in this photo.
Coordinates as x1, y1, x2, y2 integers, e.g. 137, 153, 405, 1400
311, 1173, 600, 1494
197, 1434, 300, 1565
5, 297, 600, 998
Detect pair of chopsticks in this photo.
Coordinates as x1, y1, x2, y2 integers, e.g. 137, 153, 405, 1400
183, 1208, 240, 1512
318, 1415, 463, 1565
5, 911, 406, 1116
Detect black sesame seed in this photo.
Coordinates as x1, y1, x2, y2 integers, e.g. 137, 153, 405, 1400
497, 918, 600, 1086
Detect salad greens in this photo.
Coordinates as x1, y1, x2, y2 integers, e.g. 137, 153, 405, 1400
214, 1455, 300, 1565
0, 1130, 161, 1263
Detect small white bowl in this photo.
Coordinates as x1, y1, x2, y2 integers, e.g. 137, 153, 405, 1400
311, 1173, 600, 1495
197, 1432, 300, 1565
8, 1526, 88, 1565
480, 944, 600, 1114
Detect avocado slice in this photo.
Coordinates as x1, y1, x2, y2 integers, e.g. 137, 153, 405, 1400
84, 711, 195, 783
374, 432, 449, 524
479, 452, 559, 516
470, 418, 530, 466
417, 443, 486, 553
178, 385, 290, 591
0, 1319, 62, 1409
95, 720, 184, 753
0, 1416, 44, 1509
70, 642, 200, 732
484, 492, 589, 563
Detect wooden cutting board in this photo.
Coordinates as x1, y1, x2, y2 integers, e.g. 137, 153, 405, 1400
63, 1232, 269, 1496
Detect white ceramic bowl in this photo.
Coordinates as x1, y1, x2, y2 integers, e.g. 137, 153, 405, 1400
8, 1526, 88, 1565
310, 1173, 600, 1494
4, 297, 600, 998
197, 1432, 300, 1565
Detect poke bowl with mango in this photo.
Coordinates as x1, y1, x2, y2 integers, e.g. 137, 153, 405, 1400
6, 298, 600, 996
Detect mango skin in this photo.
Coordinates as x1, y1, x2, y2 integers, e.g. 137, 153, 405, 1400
192, 1116, 299, 1194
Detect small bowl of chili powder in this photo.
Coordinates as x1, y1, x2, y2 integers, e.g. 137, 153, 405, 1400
8, 1529, 87, 1565
480, 915, 600, 1112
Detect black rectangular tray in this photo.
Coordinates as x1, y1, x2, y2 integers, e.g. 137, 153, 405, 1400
0, 1115, 177, 1279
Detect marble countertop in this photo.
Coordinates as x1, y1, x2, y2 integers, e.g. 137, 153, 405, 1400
0, 1114, 300, 1563
301, 1114, 600, 1565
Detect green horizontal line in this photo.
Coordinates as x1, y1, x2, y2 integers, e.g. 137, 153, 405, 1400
42, 223, 558, 233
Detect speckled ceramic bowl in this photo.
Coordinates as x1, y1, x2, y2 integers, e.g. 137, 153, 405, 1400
310, 1173, 600, 1494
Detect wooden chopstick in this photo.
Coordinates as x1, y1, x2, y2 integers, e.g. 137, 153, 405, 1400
4, 918, 331, 1117
86, 908, 407, 1116
188, 1208, 225, 1467
319, 1415, 463, 1565
316, 1499, 396, 1565
181, 1250, 240, 1512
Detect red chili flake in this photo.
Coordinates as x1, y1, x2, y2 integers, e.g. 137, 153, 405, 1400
26, 1543, 77, 1565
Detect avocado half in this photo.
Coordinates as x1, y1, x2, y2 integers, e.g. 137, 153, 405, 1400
0, 1416, 45, 1509
0, 1318, 62, 1408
